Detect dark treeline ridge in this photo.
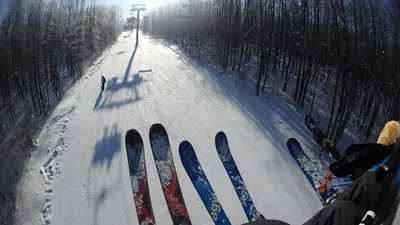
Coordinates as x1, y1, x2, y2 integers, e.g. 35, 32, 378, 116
148, 0, 400, 144
0, 0, 122, 224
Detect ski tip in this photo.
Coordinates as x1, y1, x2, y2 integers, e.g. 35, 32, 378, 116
125, 129, 143, 149
215, 131, 227, 141
287, 138, 299, 146
179, 141, 193, 157
179, 141, 192, 149
126, 129, 142, 143
287, 138, 301, 148
149, 123, 167, 137
215, 131, 228, 148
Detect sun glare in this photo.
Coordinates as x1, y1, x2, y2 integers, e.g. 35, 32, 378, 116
145, 0, 172, 9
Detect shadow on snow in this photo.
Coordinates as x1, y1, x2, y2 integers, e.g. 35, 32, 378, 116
93, 89, 104, 110
92, 124, 121, 171
93, 187, 108, 225
94, 45, 147, 110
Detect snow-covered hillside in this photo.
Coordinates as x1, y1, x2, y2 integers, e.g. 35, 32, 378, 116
17, 31, 325, 225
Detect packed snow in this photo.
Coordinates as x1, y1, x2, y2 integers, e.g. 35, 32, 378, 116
17, 31, 327, 225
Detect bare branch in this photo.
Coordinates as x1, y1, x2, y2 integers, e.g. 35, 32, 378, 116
0, 44, 12, 55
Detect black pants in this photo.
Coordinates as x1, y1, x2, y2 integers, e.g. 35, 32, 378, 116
242, 171, 398, 225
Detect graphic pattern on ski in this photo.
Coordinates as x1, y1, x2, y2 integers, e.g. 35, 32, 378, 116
149, 124, 192, 225
286, 138, 338, 205
125, 129, 155, 225
215, 131, 258, 222
304, 115, 342, 160
179, 141, 231, 225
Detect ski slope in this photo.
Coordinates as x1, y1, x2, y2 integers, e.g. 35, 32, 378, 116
18, 31, 324, 225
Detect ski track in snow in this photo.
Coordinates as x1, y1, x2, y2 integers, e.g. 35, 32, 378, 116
38, 114, 71, 224
18, 31, 326, 225
26, 39, 118, 225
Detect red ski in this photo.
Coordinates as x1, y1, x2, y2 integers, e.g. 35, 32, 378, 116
149, 123, 192, 225
125, 129, 155, 224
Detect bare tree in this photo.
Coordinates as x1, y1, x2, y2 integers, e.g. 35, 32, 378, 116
0, 1, 123, 224
148, 0, 400, 145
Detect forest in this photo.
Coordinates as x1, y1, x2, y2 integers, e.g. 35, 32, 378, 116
0, 0, 123, 224
147, 0, 400, 145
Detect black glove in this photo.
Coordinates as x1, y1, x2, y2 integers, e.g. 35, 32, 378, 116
329, 143, 394, 179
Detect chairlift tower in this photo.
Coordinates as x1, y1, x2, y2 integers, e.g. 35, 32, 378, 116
131, 4, 146, 45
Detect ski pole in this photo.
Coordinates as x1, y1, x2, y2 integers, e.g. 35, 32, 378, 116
320, 172, 351, 192
326, 181, 352, 188
327, 175, 351, 179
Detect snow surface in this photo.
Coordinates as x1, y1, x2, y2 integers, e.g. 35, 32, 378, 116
17, 31, 325, 225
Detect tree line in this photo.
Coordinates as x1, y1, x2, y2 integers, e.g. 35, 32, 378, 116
147, 0, 400, 144
0, 1, 122, 224
0, 0, 123, 143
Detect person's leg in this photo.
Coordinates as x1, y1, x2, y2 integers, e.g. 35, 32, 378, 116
335, 171, 378, 206
302, 200, 366, 225
303, 168, 397, 225
244, 121, 400, 225
335, 170, 398, 221
334, 121, 399, 204
303, 121, 400, 225
380, 190, 400, 225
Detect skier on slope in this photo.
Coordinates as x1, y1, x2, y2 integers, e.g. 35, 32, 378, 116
244, 121, 400, 225
101, 76, 106, 90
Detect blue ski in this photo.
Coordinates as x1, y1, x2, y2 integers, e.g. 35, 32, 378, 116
215, 132, 258, 222
179, 141, 231, 225
286, 138, 339, 205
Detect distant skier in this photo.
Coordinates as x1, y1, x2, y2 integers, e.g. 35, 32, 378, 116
101, 76, 106, 90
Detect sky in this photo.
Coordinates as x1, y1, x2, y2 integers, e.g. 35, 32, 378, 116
0, 0, 10, 20
0, 0, 171, 21
96, 0, 171, 18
